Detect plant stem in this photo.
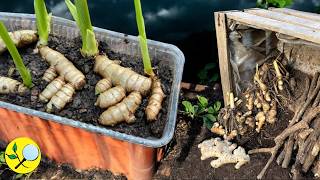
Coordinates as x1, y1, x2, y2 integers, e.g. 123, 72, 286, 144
34, 0, 51, 46
134, 0, 154, 76
0, 22, 32, 88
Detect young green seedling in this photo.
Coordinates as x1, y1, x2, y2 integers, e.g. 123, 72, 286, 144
0, 22, 32, 88
134, 0, 154, 76
182, 96, 221, 129
34, 0, 51, 46
65, 0, 98, 57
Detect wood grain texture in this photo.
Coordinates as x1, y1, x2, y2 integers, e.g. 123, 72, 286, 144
215, 12, 233, 105
226, 11, 320, 44
269, 8, 320, 22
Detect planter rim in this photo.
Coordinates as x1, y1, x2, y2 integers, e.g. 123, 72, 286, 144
0, 12, 185, 148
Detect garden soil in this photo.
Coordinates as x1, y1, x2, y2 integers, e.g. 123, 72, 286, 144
0, 35, 173, 138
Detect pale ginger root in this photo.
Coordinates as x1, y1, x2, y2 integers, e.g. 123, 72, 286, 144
95, 78, 112, 94
0, 76, 27, 94
46, 83, 75, 113
255, 112, 266, 133
94, 55, 152, 96
211, 122, 225, 136
95, 86, 126, 109
39, 46, 86, 90
198, 138, 250, 169
146, 77, 165, 121
99, 91, 142, 126
39, 77, 65, 103
42, 66, 57, 82
0, 30, 38, 54
245, 93, 254, 111
273, 60, 284, 91
266, 100, 277, 124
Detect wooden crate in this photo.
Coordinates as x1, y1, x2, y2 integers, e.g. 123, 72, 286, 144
215, 8, 320, 104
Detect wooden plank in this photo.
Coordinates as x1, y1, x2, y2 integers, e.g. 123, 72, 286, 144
226, 11, 320, 44
214, 12, 233, 105
269, 8, 320, 22
245, 9, 320, 31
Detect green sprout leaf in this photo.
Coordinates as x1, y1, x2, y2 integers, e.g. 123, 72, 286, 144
66, 0, 98, 57
14, 173, 24, 179
134, 0, 154, 76
0, 22, 32, 88
197, 96, 208, 108
182, 101, 194, 114
34, 0, 51, 46
12, 143, 17, 153
203, 116, 214, 129
6, 154, 17, 160
214, 101, 221, 112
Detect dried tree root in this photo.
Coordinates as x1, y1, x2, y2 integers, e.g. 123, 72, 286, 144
95, 86, 126, 109
302, 136, 319, 172
308, 72, 319, 97
249, 107, 320, 179
46, 83, 75, 113
94, 55, 152, 96
281, 135, 294, 168
39, 77, 65, 103
298, 77, 310, 104
313, 90, 320, 108
146, 77, 165, 121
0, 30, 38, 54
95, 78, 112, 95
39, 46, 86, 90
313, 156, 320, 177
99, 91, 142, 126
0, 76, 27, 94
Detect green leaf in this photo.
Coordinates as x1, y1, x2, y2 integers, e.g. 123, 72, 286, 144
204, 114, 217, 122
65, 0, 80, 27
134, 0, 154, 76
207, 106, 215, 114
203, 116, 214, 129
182, 101, 194, 114
34, 0, 51, 46
81, 29, 98, 57
214, 101, 221, 112
0, 22, 32, 88
12, 143, 17, 153
6, 154, 17, 159
0, 152, 5, 163
209, 73, 219, 83
197, 96, 208, 108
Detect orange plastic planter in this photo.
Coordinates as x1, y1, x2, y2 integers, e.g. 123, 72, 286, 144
0, 12, 184, 180
0, 107, 164, 179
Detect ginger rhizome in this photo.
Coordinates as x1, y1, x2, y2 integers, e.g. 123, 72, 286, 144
95, 86, 126, 109
95, 78, 112, 95
0, 76, 27, 94
39, 46, 86, 112
0, 30, 38, 54
198, 138, 250, 169
146, 77, 165, 121
99, 91, 142, 126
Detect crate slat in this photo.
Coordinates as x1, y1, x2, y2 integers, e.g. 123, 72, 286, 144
269, 8, 320, 22
226, 11, 320, 44
245, 9, 320, 31
215, 12, 233, 104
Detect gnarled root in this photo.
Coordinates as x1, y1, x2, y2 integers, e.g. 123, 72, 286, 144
46, 83, 75, 113
94, 55, 151, 96
95, 86, 126, 109
0, 30, 38, 54
146, 77, 165, 121
99, 91, 142, 126
0, 76, 27, 94
39, 46, 86, 112
198, 138, 250, 169
39, 46, 86, 90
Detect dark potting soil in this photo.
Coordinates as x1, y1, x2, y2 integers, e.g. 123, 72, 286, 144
0, 35, 173, 138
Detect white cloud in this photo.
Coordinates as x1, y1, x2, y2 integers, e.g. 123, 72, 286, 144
144, 6, 182, 23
